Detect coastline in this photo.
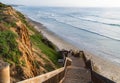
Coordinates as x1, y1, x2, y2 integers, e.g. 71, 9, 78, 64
27, 17, 120, 82
27, 17, 79, 51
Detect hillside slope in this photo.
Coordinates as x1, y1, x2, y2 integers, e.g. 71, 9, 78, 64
0, 3, 61, 82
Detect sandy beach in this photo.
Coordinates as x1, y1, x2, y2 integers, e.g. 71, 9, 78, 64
27, 18, 79, 51
27, 17, 120, 82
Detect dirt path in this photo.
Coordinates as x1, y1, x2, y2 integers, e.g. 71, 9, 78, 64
63, 55, 91, 83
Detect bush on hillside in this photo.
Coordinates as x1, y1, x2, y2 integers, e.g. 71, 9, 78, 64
0, 30, 21, 64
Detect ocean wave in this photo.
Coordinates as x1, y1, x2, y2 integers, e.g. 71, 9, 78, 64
42, 17, 120, 41
78, 18, 120, 27
41, 14, 120, 41
68, 15, 120, 27
38, 10, 120, 27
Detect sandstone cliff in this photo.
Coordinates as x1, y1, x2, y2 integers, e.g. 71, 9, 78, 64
0, 3, 60, 82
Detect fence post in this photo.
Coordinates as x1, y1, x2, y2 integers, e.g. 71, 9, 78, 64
0, 61, 10, 83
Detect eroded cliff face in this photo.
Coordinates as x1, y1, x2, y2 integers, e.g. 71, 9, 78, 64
16, 21, 36, 78
1, 6, 39, 80
0, 3, 58, 82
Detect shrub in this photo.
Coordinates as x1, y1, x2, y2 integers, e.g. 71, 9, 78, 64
0, 30, 21, 64
30, 33, 61, 66
16, 11, 27, 25
0, 3, 6, 7
3, 16, 17, 28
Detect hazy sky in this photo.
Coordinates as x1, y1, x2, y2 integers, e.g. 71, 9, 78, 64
1, 0, 120, 7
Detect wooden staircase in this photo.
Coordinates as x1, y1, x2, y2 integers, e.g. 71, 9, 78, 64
63, 55, 91, 83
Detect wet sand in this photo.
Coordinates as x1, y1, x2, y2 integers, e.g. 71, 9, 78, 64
27, 17, 120, 83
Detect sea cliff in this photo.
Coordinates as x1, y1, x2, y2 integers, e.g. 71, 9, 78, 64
0, 3, 61, 82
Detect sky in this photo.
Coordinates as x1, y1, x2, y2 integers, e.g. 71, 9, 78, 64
1, 0, 120, 7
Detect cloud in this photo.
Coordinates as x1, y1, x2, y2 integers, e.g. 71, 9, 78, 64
1, 0, 120, 7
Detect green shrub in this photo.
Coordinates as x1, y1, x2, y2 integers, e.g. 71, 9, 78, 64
0, 13, 17, 28
0, 3, 11, 8
0, 30, 21, 64
0, 3, 6, 7
3, 17, 17, 28
44, 64, 55, 72
16, 11, 28, 25
16, 11, 25, 19
30, 33, 61, 66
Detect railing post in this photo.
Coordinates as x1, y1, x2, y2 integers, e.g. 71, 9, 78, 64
0, 61, 10, 83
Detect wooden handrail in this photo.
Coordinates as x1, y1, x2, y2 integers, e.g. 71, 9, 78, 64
17, 57, 72, 83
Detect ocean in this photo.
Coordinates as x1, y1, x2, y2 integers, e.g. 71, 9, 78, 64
15, 6, 120, 64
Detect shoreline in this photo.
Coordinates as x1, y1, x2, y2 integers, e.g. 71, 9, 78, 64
27, 17, 79, 51
27, 17, 120, 82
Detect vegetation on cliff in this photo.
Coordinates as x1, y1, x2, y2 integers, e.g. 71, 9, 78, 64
0, 2, 61, 82
0, 30, 21, 64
